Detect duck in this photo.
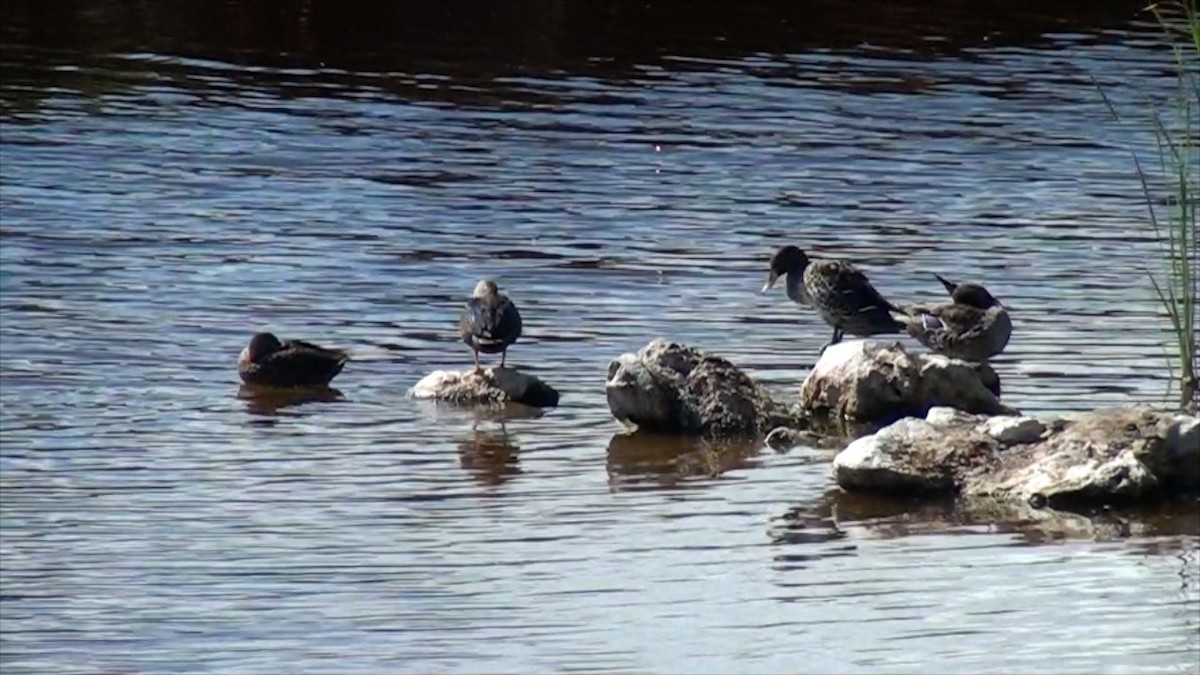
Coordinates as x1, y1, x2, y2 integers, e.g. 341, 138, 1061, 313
761, 245, 904, 352
237, 332, 349, 387
460, 279, 522, 372
895, 273, 1012, 362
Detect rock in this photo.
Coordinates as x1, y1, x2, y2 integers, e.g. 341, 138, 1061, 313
926, 406, 976, 426
980, 415, 1046, 446
409, 367, 560, 408
605, 339, 800, 436
834, 417, 992, 493
799, 340, 1015, 424
832, 407, 1200, 508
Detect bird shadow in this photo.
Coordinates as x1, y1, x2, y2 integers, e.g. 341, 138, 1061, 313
457, 419, 523, 486
237, 384, 345, 416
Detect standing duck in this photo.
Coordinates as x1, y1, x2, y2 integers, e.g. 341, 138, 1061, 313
895, 273, 1012, 362
761, 245, 904, 352
238, 332, 349, 387
460, 279, 522, 372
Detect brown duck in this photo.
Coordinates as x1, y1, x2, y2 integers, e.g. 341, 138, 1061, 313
762, 245, 904, 352
237, 332, 349, 387
895, 273, 1012, 362
459, 279, 523, 372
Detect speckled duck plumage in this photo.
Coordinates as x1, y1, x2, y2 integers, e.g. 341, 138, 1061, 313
762, 245, 904, 350
459, 279, 523, 372
896, 273, 1012, 362
238, 332, 348, 387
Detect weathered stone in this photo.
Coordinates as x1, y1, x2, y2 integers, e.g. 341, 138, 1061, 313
980, 415, 1046, 446
832, 407, 1200, 509
834, 417, 994, 493
605, 339, 801, 436
926, 406, 977, 427
409, 367, 560, 408
800, 340, 1015, 425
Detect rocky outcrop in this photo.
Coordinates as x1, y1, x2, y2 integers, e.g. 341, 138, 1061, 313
605, 339, 802, 436
409, 367, 560, 408
833, 406, 1200, 508
800, 340, 1015, 424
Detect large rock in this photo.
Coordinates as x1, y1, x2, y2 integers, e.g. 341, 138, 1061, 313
833, 407, 1200, 508
800, 340, 1015, 423
409, 367, 560, 408
606, 339, 801, 436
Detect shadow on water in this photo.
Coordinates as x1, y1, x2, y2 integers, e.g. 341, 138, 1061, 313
0, 0, 1152, 116
457, 421, 523, 486
237, 383, 344, 416
771, 488, 1200, 567
605, 431, 767, 490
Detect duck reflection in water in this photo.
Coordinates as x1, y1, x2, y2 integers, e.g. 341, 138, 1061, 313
238, 384, 344, 416
458, 414, 525, 486
606, 432, 762, 491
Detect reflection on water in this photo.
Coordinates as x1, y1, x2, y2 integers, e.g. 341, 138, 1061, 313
237, 384, 345, 416
1, 0, 1198, 673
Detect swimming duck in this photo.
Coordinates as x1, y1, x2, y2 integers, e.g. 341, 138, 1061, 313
761, 245, 904, 352
237, 332, 349, 387
895, 273, 1012, 362
460, 279, 522, 372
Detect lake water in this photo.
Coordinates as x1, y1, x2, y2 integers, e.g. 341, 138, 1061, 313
1, 1, 1198, 673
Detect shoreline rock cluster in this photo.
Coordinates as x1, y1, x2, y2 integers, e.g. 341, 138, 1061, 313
411, 336, 1197, 509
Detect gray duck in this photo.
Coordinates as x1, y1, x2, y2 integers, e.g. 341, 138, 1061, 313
238, 332, 349, 387
460, 279, 522, 372
762, 245, 904, 352
896, 273, 1012, 362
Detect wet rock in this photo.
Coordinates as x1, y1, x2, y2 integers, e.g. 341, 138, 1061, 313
605, 339, 801, 436
981, 415, 1046, 446
409, 367, 560, 408
832, 407, 1200, 508
800, 340, 1015, 424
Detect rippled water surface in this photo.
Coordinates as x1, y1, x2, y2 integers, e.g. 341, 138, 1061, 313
2, 1, 1198, 672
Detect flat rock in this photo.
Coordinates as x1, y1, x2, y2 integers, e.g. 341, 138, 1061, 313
409, 367, 560, 408
606, 339, 802, 436
980, 415, 1046, 446
832, 407, 1200, 508
800, 340, 1015, 424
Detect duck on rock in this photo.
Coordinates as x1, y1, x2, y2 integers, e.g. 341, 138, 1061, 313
761, 245, 904, 352
895, 273, 1012, 362
460, 279, 523, 372
238, 332, 349, 387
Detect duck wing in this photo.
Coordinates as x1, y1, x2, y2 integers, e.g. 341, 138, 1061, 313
464, 295, 522, 348
262, 340, 349, 384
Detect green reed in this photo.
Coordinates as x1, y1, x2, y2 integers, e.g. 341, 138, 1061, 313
1099, 0, 1199, 411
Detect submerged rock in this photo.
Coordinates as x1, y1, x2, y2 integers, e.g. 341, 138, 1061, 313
799, 340, 1014, 424
605, 339, 801, 436
832, 407, 1200, 508
409, 367, 560, 408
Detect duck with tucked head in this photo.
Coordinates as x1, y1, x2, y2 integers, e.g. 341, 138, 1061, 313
895, 273, 1012, 362
460, 279, 523, 373
761, 245, 904, 352
238, 332, 349, 387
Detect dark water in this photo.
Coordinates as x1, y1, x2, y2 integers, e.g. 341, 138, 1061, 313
1, 1, 1198, 673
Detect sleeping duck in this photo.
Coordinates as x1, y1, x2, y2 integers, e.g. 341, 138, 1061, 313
896, 274, 1012, 362
237, 332, 349, 387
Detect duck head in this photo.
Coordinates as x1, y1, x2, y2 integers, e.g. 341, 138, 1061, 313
934, 274, 1001, 309
243, 332, 284, 364
473, 279, 500, 298
761, 245, 810, 293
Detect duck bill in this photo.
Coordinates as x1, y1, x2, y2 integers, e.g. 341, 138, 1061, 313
761, 272, 779, 294
933, 273, 956, 295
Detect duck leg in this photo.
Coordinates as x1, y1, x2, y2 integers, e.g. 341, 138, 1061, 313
819, 327, 844, 355
472, 348, 482, 375
500, 349, 507, 369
